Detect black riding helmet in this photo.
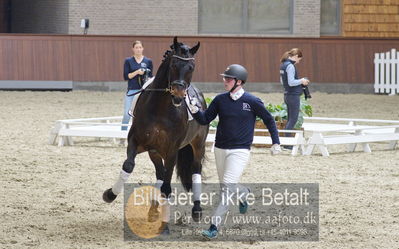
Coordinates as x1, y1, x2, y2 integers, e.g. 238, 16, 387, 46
220, 64, 248, 83
220, 64, 248, 92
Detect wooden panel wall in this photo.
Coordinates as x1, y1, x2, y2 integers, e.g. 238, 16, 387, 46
1, 34, 399, 84
343, 0, 399, 37
70, 36, 174, 82
0, 35, 72, 80
193, 37, 399, 83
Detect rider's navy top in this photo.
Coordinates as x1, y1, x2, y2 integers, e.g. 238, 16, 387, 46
280, 59, 302, 95
192, 92, 280, 150
123, 56, 153, 90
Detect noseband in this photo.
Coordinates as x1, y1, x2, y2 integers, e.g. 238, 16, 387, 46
172, 55, 195, 61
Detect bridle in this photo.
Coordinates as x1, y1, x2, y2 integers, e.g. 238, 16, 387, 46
126, 54, 195, 97
167, 54, 195, 92
172, 55, 195, 61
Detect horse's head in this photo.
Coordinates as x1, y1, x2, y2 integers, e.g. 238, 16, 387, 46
168, 37, 200, 107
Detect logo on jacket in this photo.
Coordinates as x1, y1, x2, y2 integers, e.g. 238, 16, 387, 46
242, 103, 251, 111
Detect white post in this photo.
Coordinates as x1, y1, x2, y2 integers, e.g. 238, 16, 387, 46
386, 51, 391, 94
396, 51, 399, 94
65, 124, 74, 146
388, 127, 399, 149
58, 136, 65, 147
291, 133, 299, 156
347, 121, 356, 151
57, 123, 66, 147
390, 49, 398, 95
347, 142, 357, 152
305, 131, 324, 156
381, 52, 385, 93
374, 52, 380, 93
318, 145, 330, 157
362, 142, 372, 153
48, 121, 62, 145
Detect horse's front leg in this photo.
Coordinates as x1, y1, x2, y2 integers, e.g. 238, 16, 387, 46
147, 151, 165, 222
191, 138, 206, 222
103, 139, 138, 203
157, 154, 177, 235
191, 160, 202, 222
148, 150, 166, 188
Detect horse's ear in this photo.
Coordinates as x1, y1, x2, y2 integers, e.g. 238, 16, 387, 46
173, 36, 179, 50
190, 42, 200, 55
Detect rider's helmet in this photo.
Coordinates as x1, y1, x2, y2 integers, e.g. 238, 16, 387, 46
220, 64, 248, 83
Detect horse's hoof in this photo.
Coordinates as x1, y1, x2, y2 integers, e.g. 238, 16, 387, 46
192, 204, 202, 222
148, 207, 160, 222
147, 200, 160, 222
158, 222, 170, 236
103, 188, 117, 203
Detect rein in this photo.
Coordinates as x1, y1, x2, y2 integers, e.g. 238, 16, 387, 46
126, 87, 170, 97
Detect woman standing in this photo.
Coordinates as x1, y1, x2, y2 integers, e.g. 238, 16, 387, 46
279, 48, 310, 148
121, 41, 153, 132
186, 64, 282, 239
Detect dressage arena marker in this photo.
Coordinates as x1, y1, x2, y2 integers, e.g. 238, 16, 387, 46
49, 116, 399, 156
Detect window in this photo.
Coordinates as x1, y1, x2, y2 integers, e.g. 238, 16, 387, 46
320, 0, 340, 35
199, 0, 292, 34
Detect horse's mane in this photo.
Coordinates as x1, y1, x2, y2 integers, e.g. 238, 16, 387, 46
149, 50, 169, 89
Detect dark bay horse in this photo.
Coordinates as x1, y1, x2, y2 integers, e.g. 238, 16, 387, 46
103, 37, 208, 231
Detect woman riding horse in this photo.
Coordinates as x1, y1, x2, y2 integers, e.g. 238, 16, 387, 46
103, 37, 208, 234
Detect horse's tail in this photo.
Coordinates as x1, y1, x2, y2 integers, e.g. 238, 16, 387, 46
176, 144, 194, 191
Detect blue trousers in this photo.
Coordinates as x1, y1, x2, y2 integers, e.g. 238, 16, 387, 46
121, 89, 140, 131
284, 94, 300, 130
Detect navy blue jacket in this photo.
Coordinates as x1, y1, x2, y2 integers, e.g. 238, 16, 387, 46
123, 56, 153, 90
193, 92, 280, 150
280, 59, 302, 95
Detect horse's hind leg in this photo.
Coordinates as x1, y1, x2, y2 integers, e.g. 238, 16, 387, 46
103, 141, 138, 203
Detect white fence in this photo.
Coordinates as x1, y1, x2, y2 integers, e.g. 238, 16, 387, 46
49, 116, 306, 155
374, 48, 399, 95
49, 116, 399, 156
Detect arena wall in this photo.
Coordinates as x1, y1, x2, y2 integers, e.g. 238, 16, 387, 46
1, 34, 398, 89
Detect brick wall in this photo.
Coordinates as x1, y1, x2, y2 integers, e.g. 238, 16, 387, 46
8, 0, 323, 37
343, 0, 399, 37
11, 0, 68, 34
68, 0, 198, 35
293, 0, 321, 37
